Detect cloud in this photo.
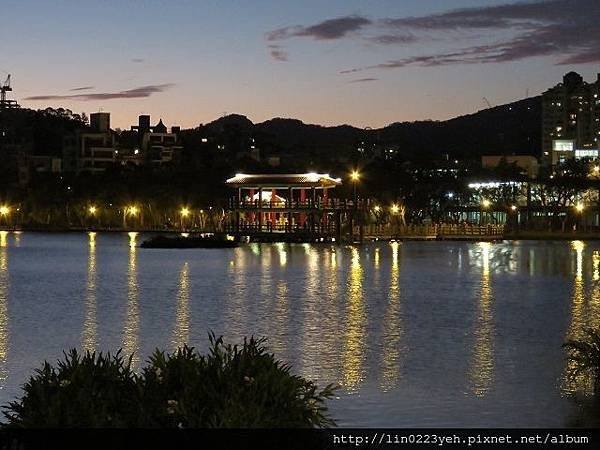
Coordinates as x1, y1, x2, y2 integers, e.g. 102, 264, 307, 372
267, 15, 371, 41
366, 34, 417, 45
349, 78, 378, 83
24, 83, 175, 101
131, 58, 145, 63
69, 86, 95, 91
266, 0, 600, 71
268, 44, 288, 62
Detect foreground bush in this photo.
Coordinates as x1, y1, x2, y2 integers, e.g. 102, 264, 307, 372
564, 328, 600, 397
2, 334, 337, 428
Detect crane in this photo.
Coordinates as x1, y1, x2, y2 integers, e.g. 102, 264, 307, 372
482, 97, 492, 109
0, 74, 19, 110
1, 74, 11, 103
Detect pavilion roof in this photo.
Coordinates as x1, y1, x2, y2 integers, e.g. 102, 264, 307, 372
225, 173, 342, 189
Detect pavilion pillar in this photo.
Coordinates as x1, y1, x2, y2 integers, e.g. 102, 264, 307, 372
322, 188, 329, 230
287, 187, 293, 232
258, 187, 263, 232
299, 188, 306, 228
236, 188, 241, 232
270, 189, 276, 232
311, 187, 316, 235
248, 189, 255, 224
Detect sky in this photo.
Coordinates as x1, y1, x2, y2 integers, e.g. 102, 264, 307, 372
1, 0, 599, 129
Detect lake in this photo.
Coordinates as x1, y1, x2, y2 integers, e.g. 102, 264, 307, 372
0, 231, 596, 426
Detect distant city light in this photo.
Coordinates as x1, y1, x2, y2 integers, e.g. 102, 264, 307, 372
0, 205, 10, 216
88, 206, 97, 215
127, 205, 138, 216
575, 203, 585, 212
180, 207, 190, 217
468, 181, 519, 189
391, 204, 400, 214
481, 199, 491, 208
373, 205, 381, 212
510, 205, 517, 211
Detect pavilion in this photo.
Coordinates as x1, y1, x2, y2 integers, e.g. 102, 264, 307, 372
225, 173, 345, 237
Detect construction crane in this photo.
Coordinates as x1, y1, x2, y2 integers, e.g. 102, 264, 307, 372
482, 97, 492, 109
0, 74, 19, 110
1, 74, 11, 103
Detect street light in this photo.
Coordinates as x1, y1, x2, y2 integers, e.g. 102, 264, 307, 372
88, 206, 97, 215
481, 199, 491, 208
575, 203, 585, 212
350, 170, 361, 204
510, 205, 517, 211
373, 205, 381, 213
390, 204, 400, 214
180, 207, 191, 231
0, 205, 9, 216
127, 205, 138, 216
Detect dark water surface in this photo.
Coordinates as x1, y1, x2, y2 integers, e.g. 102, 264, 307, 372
0, 231, 596, 426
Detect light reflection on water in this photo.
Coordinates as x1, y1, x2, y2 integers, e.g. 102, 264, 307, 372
122, 232, 139, 369
0, 233, 599, 426
81, 232, 97, 352
468, 242, 494, 397
0, 231, 9, 387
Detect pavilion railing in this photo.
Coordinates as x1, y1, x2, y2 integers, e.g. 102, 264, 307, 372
229, 198, 368, 210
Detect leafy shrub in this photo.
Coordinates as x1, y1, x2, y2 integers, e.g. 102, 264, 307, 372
2, 334, 337, 428
563, 328, 600, 397
140, 334, 336, 428
2, 349, 139, 428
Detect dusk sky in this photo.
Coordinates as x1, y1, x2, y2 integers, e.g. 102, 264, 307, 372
2, 0, 599, 129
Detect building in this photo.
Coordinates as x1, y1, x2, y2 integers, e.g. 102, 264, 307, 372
63, 113, 182, 172
131, 115, 182, 165
481, 155, 539, 178
542, 72, 600, 166
63, 112, 116, 173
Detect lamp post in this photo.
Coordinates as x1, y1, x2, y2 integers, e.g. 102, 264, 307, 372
88, 205, 98, 230
481, 199, 491, 226
0, 205, 10, 229
350, 170, 361, 242
124, 205, 138, 230
575, 203, 584, 232
180, 207, 190, 231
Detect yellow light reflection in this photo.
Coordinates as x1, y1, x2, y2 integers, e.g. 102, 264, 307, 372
0, 231, 9, 386
269, 279, 289, 359
563, 241, 591, 394
172, 262, 190, 350
300, 245, 322, 380
277, 243, 287, 267
380, 241, 403, 390
128, 231, 138, 249
123, 232, 139, 369
82, 232, 97, 352
374, 247, 380, 268
225, 247, 247, 343
342, 247, 365, 389
468, 242, 494, 397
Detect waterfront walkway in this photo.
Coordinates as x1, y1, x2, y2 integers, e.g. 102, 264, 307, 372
363, 224, 505, 241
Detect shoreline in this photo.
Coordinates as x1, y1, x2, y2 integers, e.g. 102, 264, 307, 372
3, 227, 600, 242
